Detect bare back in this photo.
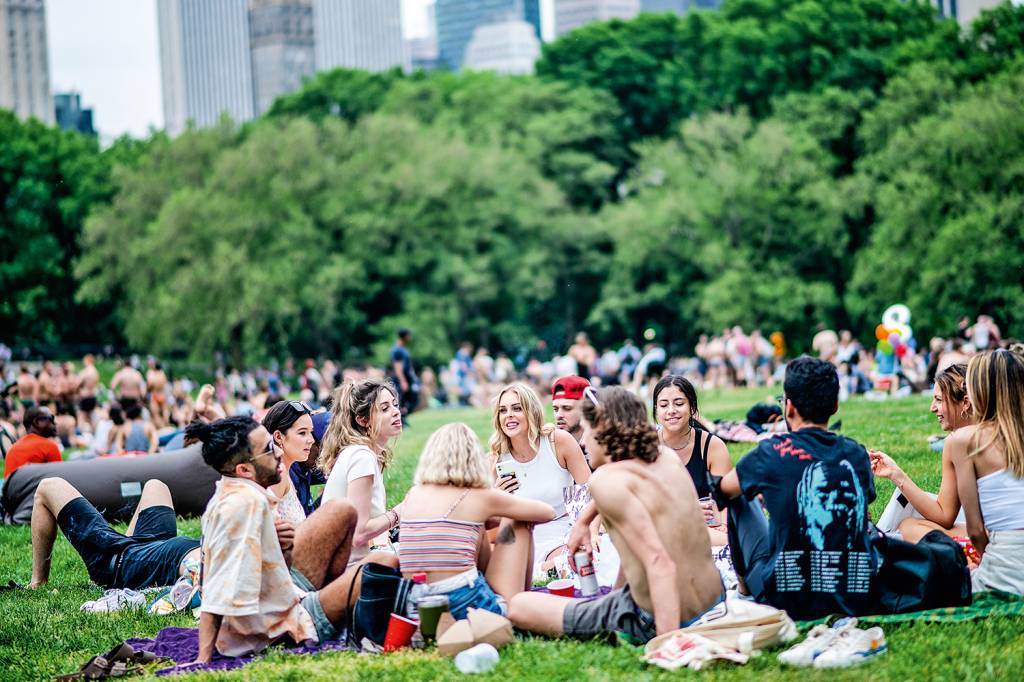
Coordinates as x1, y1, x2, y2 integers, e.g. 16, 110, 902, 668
591, 448, 721, 617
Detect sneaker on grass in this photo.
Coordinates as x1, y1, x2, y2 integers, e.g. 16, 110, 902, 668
778, 617, 858, 667
80, 588, 146, 613
813, 625, 887, 668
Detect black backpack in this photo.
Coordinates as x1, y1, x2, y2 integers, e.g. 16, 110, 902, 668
872, 529, 972, 613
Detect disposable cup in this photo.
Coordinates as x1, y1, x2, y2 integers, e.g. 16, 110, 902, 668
547, 578, 575, 597
383, 613, 419, 652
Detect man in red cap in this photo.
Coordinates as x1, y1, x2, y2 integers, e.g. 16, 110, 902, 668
552, 375, 591, 464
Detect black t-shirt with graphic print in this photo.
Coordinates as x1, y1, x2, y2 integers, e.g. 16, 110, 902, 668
736, 427, 879, 620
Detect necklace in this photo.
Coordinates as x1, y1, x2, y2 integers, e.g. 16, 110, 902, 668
662, 427, 694, 452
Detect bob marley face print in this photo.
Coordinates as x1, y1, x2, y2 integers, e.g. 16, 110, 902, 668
797, 459, 867, 551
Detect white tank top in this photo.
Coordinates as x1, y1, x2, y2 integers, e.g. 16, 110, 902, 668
977, 469, 1024, 530
500, 434, 572, 518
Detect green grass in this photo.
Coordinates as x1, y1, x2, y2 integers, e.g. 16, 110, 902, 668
3, 390, 1023, 681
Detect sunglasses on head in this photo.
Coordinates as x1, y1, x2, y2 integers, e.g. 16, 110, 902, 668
583, 386, 600, 407
288, 400, 312, 413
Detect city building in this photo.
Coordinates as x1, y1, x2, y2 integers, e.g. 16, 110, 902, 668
935, 0, 1003, 27
463, 17, 541, 74
158, 0, 254, 135
555, 0, 640, 37
640, 0, 720, 14
408, 1, 441, 71
0, 0, 52, 123
435, 0, 541, 71
54, 91, 95, 136
313, 0, 407, 72
249, 0, 315, 115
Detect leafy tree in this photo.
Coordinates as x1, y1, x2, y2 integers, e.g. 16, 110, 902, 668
266, 67, 404, 122
848, 67, 1024, 337
0, 112, 115, 348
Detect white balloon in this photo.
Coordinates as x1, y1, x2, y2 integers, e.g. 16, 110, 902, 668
883, 304, 911, 329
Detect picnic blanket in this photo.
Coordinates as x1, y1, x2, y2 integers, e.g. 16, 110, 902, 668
125, 626, 354, 676
803, 590, 1024, 627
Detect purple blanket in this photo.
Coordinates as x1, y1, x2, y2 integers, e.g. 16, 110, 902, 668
125, 627, 354, 676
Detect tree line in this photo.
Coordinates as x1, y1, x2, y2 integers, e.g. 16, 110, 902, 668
4, 0, 1024, 367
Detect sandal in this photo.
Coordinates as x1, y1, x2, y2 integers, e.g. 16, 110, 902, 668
53, 642, 160, 681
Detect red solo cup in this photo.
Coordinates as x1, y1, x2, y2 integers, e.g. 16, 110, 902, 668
547, 578, 575, 597
383, 613, 419, 652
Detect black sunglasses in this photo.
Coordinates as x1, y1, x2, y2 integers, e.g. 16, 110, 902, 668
34, 414, 56, 423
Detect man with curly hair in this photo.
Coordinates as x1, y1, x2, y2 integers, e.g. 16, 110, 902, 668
508, 386, 724, 644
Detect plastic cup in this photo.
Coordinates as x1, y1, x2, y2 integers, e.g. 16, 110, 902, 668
699, 495, 722, 527
416, 595, 450, 645
547, 578, 575, 597
383, 613, 419, 652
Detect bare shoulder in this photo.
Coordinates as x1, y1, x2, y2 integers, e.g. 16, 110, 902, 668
551, 428, 578, 450
589, 462, 637, 497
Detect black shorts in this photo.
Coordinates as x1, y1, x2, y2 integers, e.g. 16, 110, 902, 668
78, 396, 97, 412
57, 498, 197, 589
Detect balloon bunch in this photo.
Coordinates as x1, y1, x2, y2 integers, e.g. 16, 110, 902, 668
875, 304, 913, 359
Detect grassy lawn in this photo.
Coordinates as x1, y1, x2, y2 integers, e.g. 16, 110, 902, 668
3, 388, 1023, 680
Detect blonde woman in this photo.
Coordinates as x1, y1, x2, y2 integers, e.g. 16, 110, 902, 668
319, 379, 403, 571
950, 349, 1024, 595
401, 423, 555, 616
490, 383, 590, 577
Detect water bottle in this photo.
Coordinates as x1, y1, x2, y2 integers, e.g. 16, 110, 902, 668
454, 643, 499, 674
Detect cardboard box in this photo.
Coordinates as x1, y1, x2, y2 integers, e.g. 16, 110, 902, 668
467, 608, 514, 649
437, 619, 475, 657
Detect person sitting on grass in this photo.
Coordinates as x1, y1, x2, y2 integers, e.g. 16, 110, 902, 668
4, 405, 61, 478
870, 363, 972, 542
190, 417, 360, 661
951, 349, 1024, 596
399, 422, 555, 618
28, 477, 199, 590
509, 386, 724, 644
261, 400, 317, 526
490, 382, 590, 578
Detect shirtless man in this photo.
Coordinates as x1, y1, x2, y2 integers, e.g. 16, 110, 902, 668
509, 386, 724, 643
16, 365, 37, 409
568, 333, 598, 380
111, 360, 146, 409
147, 359, 170, 428
78, 355, 100, 428
35, 362, 56, 406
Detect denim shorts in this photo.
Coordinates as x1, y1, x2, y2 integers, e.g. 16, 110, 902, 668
57, 497, 198, 589
291, 567, 341, 643
408, 569, 506, 621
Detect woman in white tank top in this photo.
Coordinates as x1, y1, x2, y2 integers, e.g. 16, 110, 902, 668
951, 349, 1024, 595
489, 383, 590, 578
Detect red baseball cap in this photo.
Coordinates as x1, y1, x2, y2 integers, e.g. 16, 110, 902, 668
552, 375, 590, 401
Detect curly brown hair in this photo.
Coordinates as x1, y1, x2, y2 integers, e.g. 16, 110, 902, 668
581, 386, 660, 463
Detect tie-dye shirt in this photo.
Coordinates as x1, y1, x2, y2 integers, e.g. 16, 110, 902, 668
200, 476, 317, 657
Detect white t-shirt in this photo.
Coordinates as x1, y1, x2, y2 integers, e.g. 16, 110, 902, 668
322, 445, 387, 562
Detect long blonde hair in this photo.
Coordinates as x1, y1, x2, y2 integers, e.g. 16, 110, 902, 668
318, 379, 396, 475
966, 349, 1024, 478
415, 423, 491, 489
488, 382, 553, 459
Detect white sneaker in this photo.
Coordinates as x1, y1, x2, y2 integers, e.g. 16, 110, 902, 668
813, 625, 887, 668
778, 617, 857, 667
81, 588, 146, 613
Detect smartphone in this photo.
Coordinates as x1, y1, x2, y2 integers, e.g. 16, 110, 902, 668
495, 460, 518, 480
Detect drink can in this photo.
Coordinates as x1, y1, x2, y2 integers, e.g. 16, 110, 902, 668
573, 550, 599, 597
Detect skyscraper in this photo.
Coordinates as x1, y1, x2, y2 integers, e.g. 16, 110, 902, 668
249, 0, 315, 115
158, 0, 254, 136
555, 0, 640, 37
436, 0, 541, 71
935, 0, 1003, 27
640, 0, 719, 14
0, 0, 53, 124
313, 0, 407, 72
408, 1, 441, 72
464, 17, 541, 74
54, 92, 95, 136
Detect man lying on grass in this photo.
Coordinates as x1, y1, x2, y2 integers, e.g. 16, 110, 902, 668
187, 417, 360, 661
29, 476, 200, 590
509, 386, 724, 643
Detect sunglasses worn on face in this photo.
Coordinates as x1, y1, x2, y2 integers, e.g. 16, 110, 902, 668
35, 414, 55, 423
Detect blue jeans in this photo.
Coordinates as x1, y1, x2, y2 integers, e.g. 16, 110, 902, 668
409, 569, 506, 621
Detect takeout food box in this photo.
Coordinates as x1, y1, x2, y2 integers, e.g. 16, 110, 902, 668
436, 608, 514, 656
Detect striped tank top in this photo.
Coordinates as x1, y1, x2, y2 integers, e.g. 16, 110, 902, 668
398, 490, 482, 574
